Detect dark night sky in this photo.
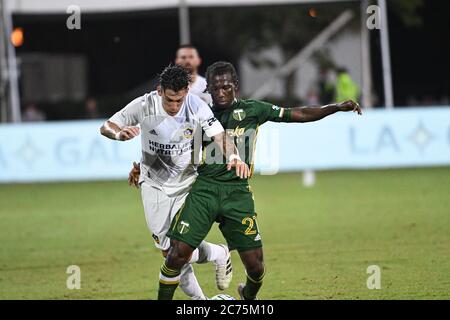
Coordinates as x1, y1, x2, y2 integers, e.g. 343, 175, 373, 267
14, 9, 180, 95
12, 1, 450, 119
372, 0, 450, 106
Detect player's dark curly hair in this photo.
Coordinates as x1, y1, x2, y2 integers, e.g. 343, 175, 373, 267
205, 61, 239, 87
159, 64, 191, 92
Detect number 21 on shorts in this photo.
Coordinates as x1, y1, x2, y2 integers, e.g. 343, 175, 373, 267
242, 215, 258, 235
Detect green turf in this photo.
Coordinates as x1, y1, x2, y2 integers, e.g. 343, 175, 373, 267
0, 168, 449, 300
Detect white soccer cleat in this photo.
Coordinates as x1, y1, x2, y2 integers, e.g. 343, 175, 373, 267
215, 244, 232, 290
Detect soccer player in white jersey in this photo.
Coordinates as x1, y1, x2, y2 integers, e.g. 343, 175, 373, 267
175, 44, 211, 104
100, 65, 249, 300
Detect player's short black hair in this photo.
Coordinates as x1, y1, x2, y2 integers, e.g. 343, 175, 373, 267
205, 61, 239, 86
159, 65, 191, 92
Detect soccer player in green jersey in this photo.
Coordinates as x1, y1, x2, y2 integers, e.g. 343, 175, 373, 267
131, 61, 361, 300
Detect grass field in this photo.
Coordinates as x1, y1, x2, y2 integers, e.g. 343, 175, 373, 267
0, 167, 449, 300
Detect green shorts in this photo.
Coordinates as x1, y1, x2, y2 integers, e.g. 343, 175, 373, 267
167, 176, 262, 252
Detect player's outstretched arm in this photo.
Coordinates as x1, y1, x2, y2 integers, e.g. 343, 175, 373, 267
289, 100, 362, 123
100, 120, 140, 141
212, 132, 250, 179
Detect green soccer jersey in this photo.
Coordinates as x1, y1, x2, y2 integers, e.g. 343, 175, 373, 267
197, 99, 291, 183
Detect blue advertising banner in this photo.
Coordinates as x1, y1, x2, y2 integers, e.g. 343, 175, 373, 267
0, 108, 449, 183
255, 107, 450, 173
0, 120, 140, 183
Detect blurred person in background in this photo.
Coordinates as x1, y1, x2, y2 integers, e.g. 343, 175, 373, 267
335, 67, 360, 103
175, 44, 212, 104
22, 104, 46, 122
318, 68, 335, 105
306, 88, 320, 105
84, 97, 100, 119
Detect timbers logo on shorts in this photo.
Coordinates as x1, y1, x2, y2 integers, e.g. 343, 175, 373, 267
177, 221, 190, 235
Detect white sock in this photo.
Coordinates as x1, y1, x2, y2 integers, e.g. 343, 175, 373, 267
179, 264, 206, 300
188, 248, 200, 264
197, 241, 227, 264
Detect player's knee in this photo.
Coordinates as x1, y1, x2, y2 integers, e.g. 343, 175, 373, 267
240, 247, 265, 279
165, 241, 192, 269
165, 251, 186, 269
246, 260, 265, 280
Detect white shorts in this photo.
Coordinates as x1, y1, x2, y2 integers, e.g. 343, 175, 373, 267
140, 181, 189, 251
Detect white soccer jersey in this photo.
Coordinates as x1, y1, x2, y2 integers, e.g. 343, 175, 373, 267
189, 75, 212, 104
109, 91, 223, 195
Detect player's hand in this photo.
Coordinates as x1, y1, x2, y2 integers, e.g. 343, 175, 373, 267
227, 158, 250, 179
118, 126, 140, 140
128, 161, 141, 188
337, 100, 362, 115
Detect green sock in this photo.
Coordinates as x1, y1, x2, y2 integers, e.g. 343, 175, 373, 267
243, 267, 265, 300
157, 262, 181, 300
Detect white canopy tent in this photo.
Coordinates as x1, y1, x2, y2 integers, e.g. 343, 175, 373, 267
1, 0, 393, 123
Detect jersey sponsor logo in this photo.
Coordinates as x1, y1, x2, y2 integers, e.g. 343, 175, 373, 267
228, 127, 245, 138
207, 117, 218, 127
149, 129, 158, 135
254, 234, 262, 241
272, 105, 280, 111
152, 234, 160, 244
148, 140, 193, 156
177, 221, 190, 235
232, 109, 246, 121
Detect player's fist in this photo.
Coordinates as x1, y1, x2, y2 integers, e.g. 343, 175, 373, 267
337, 100, 362, 115
118, 126, 140, 140
227, 158, 250, 179
128, 161, 141, 188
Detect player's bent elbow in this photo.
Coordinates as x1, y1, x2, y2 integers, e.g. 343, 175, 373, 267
99, 123, 108, 137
